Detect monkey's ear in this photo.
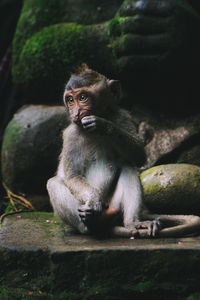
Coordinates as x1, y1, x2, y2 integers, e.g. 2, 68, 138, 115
107, 80, 121, 103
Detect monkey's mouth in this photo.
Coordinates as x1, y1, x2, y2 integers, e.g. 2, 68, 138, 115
80, 111, 92, 119
74, 119, 82, 126
74, 110, 93, 125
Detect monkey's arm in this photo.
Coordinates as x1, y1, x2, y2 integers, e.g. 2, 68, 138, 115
110, 116, 146, 167
62, 162, 103, 224
60, 130, 99, 204
81, 111, 146, 167
60, 154, 103, 223
63, 174, 99, 206
59, 125, 103, 220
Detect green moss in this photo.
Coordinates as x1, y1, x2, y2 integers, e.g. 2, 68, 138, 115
3, 202, 14, 214
11, 0, 116, 100
0, 288, 9, 300
187, 293, 200, 300
13, 0, 66, 66
122, 280, 154, 293
140, 165, 165, 180
140, 165, 164, 196
141, 164, 200, 214
12, 23, 86, 86
108, 17, 125, 37
1, 120, 22, 151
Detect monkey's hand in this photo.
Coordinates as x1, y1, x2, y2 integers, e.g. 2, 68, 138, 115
81, 116, 113, 133
78, 200, 102, 224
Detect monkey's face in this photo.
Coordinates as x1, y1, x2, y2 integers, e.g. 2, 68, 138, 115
64, 88, 94, 125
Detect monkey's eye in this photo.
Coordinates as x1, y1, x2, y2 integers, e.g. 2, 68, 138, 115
66, 96, 74, 105
79, 94, 87, 102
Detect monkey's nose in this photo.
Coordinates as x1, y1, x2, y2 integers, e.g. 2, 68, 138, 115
73, 110, 80, 121
74, 115, 82, 126
74, 115, 79, 121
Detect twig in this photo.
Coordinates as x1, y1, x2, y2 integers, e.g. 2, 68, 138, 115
2, 182, 35, 211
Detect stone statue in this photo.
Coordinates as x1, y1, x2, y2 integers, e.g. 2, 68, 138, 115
13, 0, 200, 113
2, 0, 200, 212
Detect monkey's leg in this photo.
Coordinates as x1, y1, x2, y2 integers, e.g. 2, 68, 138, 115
77, 161, 118, 223
108, 166, 160, 238
47, 176, 88, 234
108, 166, 142, 224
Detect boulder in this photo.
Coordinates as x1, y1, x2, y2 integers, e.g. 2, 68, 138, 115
136, 113, 200, 169
1, 105, 69, 210
141, 164, 200, 214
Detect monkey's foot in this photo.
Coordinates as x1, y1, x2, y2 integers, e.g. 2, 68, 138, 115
126, 219, 162, 238
77, 222, 89, 235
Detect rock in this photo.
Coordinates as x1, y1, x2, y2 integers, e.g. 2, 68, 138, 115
177, 145, 200, 166
134, 112, 200, 169
141, 164, 200, 214
1, 105, 69, 210
1, 212, 200, 299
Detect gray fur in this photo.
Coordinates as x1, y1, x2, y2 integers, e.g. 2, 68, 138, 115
47, 107, 147, 236
47, 69, 200, 238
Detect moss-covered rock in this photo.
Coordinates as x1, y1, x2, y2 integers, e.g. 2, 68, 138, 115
1, 105, 69, 210
13, 23, 86, 84
12, 23, 88, 102
11, 0, 118, 102
12, 0, 121, 63
141, 164, 200, 214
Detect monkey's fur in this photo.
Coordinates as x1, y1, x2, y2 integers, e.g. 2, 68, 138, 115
47, 65, 200, 238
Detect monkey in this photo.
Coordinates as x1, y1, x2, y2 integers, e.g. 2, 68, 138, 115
47, 64, 200, 238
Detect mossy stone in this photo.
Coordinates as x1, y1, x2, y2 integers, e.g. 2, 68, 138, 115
1, 105, 69, 209
12, 23, 87, 101
141, 164, 200, 214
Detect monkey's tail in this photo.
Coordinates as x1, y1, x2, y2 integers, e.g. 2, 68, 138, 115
149, 214, 200, 238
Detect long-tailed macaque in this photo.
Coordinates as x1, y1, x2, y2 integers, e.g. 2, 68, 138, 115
47, 65, 200, 238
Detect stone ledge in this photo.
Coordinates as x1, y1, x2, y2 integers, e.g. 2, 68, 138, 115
1, 212, 200, 251
1, 212, 200, 299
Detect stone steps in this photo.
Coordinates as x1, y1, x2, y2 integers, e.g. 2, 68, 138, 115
0, 212, 200, 299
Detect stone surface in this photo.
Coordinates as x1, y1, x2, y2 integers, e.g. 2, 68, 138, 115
177, 145, 200, 166
1, 212, 200, 299
141, 164, 200, 214
1, 211, 200, 252
136, 113, 200, 169
1, 105, 69, 210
